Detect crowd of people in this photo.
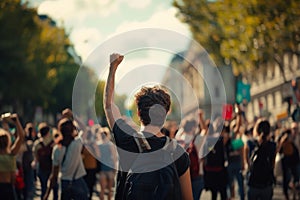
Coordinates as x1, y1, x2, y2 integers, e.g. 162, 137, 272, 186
170, 106, 300, 200
0, 109, 118, 200
1, 53, 300, 200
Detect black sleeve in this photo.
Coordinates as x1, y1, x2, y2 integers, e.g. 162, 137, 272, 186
174, 144, 190, 177
112, 119, 139, 153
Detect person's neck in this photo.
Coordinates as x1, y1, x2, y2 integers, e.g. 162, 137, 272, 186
257, 137, 265, 145
140, 125, 164, 137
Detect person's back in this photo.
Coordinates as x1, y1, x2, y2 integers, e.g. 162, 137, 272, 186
124, 135, 182, 200
248, 140, 276, 188
248, 119, 276, 200
203, 131, 228, 200
103, 53, 193, 200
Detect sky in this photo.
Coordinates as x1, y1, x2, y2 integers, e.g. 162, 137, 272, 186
29, 0, 192, 95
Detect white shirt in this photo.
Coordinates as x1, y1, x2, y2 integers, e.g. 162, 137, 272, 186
52, 137, 86, 180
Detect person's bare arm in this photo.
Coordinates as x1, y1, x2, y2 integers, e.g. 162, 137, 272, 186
233, 104, 242, 135
198, 109, 207, 132
103, 53, 123, 129
244, 144, 249, 170
10, 114, 25, 155
179, 168, 193, 200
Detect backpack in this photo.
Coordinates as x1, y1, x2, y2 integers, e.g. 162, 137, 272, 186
248, 141, 275, 188
282, 141, 300, 166
37, 140, 54, 172
186, 135, 200, 179
124, 135, 182, 200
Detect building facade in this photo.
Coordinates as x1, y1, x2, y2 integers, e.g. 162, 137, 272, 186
162, 43, 235, 120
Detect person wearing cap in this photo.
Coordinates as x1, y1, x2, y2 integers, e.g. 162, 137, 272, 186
32, 122, 58, 200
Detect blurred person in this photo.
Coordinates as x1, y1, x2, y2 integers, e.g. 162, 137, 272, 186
32, 123, 58, 200
25, 123, 37, 142
82, 127, 99, 200
247, 119, 276, 200
203, 124, 228, 200
97, 127, 117, 200
176, 116, 205, 200
0, 113, 25, 200
226, 108, 245, 200
278, 129, 300, 200
103, 53, 193, 200
44, 117, 89, 200
21, 122, 36, 200
291, 122, 300, 150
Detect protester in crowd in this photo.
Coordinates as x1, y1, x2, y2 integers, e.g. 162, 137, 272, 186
97, 127, 117, 200
21, 122, 36, 200
25, 122, 38, 184
203, 124, 228, 200
0, 113, 25, 200
32, 122, 58, 200
103, 53, 193, 200
43, 117, 89, 200
278, 128, 300, 200
291, 122, 300, 149
82, 127, 99, 200
247, 119, 276, 200
226, 108, 245, 200
176, 115, 205, 200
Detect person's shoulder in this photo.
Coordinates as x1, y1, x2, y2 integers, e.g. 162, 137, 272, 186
52, 144, 63, 152
33, 138, 43, 148
33, 137, 41, 144
113, 118, 138, 135
171, 138, 187, 155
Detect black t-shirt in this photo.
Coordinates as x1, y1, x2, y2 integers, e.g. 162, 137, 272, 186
112, 119, 190, 199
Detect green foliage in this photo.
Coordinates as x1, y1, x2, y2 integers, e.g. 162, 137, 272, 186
174, 0, 300, 76
0, 0, 80, 120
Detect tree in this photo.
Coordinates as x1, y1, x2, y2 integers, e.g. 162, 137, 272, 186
0, 0, 80, 121
173, 0, 300, 77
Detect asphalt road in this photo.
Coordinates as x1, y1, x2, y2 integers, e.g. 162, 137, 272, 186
36, 177, 289, 200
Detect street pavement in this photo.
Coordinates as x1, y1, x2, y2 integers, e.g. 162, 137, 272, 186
200, 183, 286, 200
36, 179, 288, 200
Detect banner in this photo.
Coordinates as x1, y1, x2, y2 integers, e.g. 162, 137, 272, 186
236, 81, 251, 104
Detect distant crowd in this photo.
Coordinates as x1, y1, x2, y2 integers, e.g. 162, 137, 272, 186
1, 104, 300, 200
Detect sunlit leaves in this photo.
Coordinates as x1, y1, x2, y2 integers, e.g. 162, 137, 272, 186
174, 0, 300, 76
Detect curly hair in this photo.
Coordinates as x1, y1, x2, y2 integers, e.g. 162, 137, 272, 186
135, 85, 171, 127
